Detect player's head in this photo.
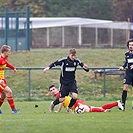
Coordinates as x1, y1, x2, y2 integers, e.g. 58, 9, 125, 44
1, 45, 11, 57
49, 85, 58, 95
127, 38, 133, 51
69, 48, 76, 60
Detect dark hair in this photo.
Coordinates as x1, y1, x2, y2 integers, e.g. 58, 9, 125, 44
49, 85, 55, 91
127, 38, 133, 48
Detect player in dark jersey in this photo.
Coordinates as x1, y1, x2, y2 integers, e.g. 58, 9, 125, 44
119, 38, 133, 110
43, 48, 89, 113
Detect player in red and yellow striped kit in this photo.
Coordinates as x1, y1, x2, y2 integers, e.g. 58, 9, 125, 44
0, 45, 19, 114
49, 85, 124, 112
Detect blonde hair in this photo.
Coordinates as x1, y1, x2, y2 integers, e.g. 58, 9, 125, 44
1, 45, 11, 53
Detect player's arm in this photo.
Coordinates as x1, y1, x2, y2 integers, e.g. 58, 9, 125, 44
43, 58, 64, 73
83, 63, 89, 72
77, 58, 89, 72
6, 62, 17, 73
119, 56, 127, 70
57, 102, 64, 112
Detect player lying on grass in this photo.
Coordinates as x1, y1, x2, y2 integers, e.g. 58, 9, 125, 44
49, 85, 124, 112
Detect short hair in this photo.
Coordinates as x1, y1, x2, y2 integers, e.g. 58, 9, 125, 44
127, 38, 133, 47
69, 48, 76, 55
1, 45, 11, 53
49, 84, 55, 91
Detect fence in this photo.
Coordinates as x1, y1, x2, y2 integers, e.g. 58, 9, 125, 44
7, 67, 124, 98
31, 24, 129, 48
0, 6, 30, 51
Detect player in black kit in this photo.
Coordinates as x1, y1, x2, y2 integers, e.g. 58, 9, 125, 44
119, 38, 133, 110
43, 48, 89, 113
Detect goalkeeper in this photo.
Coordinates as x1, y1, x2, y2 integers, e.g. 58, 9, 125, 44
49, 85, 124, 113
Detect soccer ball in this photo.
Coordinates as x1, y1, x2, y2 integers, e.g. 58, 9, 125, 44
75, 106, 85, 114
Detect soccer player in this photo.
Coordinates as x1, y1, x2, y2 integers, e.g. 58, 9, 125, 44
49, 85, 124, 112
119, 38, 133, 110
44, 48, 89, 113
0, 45, 19, 114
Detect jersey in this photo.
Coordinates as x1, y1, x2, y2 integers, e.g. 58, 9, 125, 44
122, 51, 133, 70
0, 55, 15, 91
55, 92, 60, 98
49, 56, 85, 84
63, 96, 89, 112
122, 51, 133, 85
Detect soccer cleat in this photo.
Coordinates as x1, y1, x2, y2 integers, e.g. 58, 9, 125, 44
0, 110, 3, 114
12, 109, 19, 114
104, 109, 111, 112
117, 100, 124, 111
67, 107, 73, 114
50, 102, 55, 112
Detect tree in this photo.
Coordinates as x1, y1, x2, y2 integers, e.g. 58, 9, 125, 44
112, 0, 133, 21
45, 0, 115, 20
0, 0, 46, 17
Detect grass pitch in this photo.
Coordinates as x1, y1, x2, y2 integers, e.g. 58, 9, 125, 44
0, 101, 132, 133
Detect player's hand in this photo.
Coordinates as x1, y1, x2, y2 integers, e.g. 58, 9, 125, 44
119, 66, 124, 71
83, 64, 89, 72
13, 68, 18, 74
0, 80, 4, 84
130, 65, 133, 69
43, 67, 50, 73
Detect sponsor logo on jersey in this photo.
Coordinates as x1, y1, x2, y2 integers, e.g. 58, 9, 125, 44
74, 62, 76, 66
127, 59, 133, 63
65, 67, 75, 71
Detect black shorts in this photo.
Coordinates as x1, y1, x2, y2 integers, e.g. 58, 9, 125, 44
59, 81, 78, 98
124, 69, 133, 86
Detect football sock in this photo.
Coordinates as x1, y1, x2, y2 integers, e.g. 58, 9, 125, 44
91, 107, 104, 112
53, 98, 60, 106
122, 90, 127, 106
7, 96, 16, 110
101, 102, 118, 109
0, 98, 4, 107
68, 98, 76, 108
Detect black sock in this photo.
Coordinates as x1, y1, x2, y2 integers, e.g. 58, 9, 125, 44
122, 90, 127, 106
53, 98, 60, 106
68, 98, 76, 108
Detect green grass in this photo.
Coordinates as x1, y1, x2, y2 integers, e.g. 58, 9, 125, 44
0, 101, 132, 133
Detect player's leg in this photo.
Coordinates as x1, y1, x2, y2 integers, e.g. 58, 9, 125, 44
67, 82, 78, 113
101, 100, 124, 111
121, 84, 128, 110
3, 86, 19, 114
90, 106, 105, 112
121, 71, 131, 110
50, 97, 65, 112
0, 92, 6, 114
68, 92, 77, 109
50, 84, 68, 112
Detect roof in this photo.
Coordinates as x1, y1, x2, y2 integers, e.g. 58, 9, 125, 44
0, 17, 132, 30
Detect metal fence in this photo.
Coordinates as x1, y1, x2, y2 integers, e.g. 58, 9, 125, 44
0, 6, 30, 51
31, 26, 128, 48
6, 67, 129, 101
